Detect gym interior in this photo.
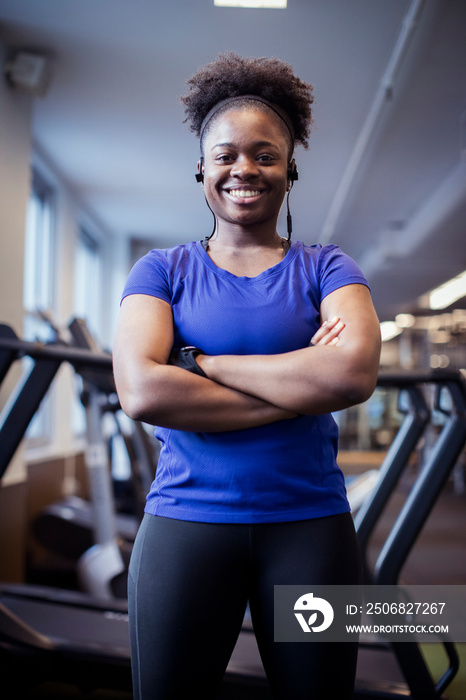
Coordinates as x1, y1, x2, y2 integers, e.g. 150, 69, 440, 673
0, 2, 465, 698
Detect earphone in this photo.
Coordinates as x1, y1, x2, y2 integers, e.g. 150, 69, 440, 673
195, 157, 204, 183
285, 160, 298, 240
287, 158, 298, 183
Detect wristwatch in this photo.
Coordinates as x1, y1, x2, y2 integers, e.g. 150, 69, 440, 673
168, 346, 207, 378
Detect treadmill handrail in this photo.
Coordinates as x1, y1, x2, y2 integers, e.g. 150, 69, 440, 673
377, 368, 466, 390
354, 383, 430, 581
374, 378, 466, 585
0, 330, 112, 371
0, 326, 113, 481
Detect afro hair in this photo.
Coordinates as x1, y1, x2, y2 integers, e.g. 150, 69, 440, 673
181, 52, 314, 150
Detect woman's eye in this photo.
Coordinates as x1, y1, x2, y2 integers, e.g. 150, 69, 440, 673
257, 155, 274, 163
216, 154, 234, 163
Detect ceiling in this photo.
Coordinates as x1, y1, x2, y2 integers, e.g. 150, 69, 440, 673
0, 0, 465, 321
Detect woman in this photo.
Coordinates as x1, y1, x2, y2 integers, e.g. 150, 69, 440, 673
113, 52, 381, 700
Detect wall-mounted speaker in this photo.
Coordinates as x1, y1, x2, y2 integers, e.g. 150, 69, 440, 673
4, 51, 52, 97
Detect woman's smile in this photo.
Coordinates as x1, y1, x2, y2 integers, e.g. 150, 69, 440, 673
224, 187, 264, 201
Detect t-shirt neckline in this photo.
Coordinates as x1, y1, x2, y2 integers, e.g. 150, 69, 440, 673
194, 239, 300, 282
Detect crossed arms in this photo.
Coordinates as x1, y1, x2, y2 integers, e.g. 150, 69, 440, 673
113, 283, 381, 432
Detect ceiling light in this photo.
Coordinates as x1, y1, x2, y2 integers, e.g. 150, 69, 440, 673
380, 321, 402, 342
214, 0, 287, 8
395, 313, 415, 328
429, 270, 466, 310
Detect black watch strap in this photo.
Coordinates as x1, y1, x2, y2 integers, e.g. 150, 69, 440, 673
168, 346, 207, 378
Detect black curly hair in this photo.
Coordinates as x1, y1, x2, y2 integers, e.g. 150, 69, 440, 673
181, 52, 314, 154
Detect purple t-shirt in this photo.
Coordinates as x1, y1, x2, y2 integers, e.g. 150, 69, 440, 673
121, 240, 369, 523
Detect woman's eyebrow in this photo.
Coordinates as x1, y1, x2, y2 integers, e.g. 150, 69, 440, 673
211, 140, 278, 150
211, 142, 235, 150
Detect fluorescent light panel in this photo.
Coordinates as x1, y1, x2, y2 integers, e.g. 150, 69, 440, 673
214, 0, 287, 8
395, 313, 415, 328
380, 321, 402, 342
429, 270, 466, 310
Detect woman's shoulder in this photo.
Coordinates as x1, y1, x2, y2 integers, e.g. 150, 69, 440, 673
122, 241, 200, 302
294, 240, 346, 264
137, 240, 199, 269
296, 241, 361, 265
294, 241, 367, 286
296, 241, 341, 255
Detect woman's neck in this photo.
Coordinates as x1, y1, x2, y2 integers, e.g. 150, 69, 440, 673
209, 219, 282, 249
203, 224, 289, 278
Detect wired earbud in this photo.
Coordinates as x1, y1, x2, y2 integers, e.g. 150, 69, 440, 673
195, 158, 204, 183
287, 158, 298, 183
195, 157, 216, 248
286, 159, 298, 241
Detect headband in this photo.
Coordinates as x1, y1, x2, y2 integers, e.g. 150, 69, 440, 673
199, 95, 295, 144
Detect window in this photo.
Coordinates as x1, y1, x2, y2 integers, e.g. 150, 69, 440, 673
23, 170, 56, 443
72, 229, 103, 435
73, 229, 102, 343
23, 171, 55, 329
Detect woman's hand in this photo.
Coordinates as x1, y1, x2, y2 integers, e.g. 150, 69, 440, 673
197, 317, 345, 378
194, 284, 381, 416
197, 317, 346, 377
310, 316, 345, 347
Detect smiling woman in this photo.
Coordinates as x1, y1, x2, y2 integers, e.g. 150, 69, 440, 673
113, 51, 381, 700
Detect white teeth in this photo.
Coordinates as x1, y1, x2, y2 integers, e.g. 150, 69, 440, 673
229, 189, 260, 198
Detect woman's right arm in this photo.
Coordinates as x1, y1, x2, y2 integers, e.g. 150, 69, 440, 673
112, 293, 296, 432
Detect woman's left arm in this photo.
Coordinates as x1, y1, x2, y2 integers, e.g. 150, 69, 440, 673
196, 284, 381, 415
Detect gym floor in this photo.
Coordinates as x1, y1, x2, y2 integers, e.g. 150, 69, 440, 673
8, 476, 466, 700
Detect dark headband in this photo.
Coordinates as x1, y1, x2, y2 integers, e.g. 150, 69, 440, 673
199, 95, 295, 144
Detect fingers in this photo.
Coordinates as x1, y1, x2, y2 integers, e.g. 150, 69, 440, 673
310, 316, 345, 346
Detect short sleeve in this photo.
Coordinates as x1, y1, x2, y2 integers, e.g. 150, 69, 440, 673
121, 250, 171, 305
318, 245, 369, 301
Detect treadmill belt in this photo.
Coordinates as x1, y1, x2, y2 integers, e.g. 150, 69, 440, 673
1, 590, 130, 659
0, 586, 267, 682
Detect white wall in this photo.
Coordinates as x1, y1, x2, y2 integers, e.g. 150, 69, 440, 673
0, 36, 33, 579
0, 38, 33, 485
27, 148, 126, 463
0, 37, 131, 469
0, 46, 31, 332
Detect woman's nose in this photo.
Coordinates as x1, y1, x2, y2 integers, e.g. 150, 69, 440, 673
230, 157, 259, 179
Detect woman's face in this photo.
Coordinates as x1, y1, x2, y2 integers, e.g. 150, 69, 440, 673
201, 107, 291, 233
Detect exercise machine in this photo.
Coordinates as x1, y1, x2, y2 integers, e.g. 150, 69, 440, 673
353, 370, 466, 699
28, 317, 159, 596
0, 324, 133, 693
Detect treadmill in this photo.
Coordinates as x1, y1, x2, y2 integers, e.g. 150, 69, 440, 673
354, 370, 466, 699
30, 318, 158, 597
0, 324, 133, 693
1, 325, 465, 698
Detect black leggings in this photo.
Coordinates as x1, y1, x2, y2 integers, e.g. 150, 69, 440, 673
128, 512, 362, 700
